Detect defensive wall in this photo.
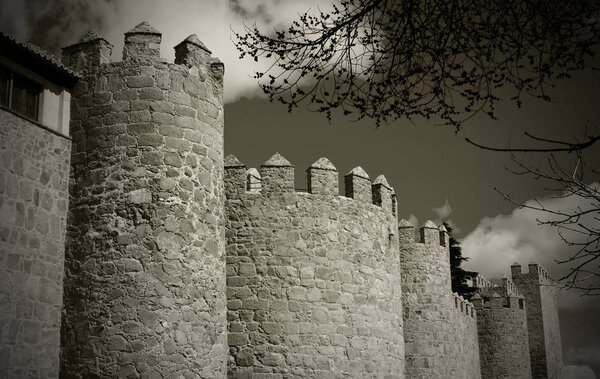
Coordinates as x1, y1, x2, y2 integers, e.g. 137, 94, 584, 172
472, 276, 531, 378
224, 154, 404, 377
398, 221, 481, 378
59, 23, 227, 377
0, 22, 566, 379
0, 110, 71, 378
512, 263, 563, 379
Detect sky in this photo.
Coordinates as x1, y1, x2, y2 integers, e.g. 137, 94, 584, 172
1, 0, 599, 376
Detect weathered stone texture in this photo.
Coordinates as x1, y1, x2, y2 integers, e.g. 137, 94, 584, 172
473, 293, 532, 378
400, 222, 481, 379
512, 263, 563, 379
59, 26, 227, 378
0, 111, 71, 379
225, 160, 404, 378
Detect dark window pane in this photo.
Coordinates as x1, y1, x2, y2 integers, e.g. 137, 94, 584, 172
0, 65, 9, 107
11, 72, 40, 120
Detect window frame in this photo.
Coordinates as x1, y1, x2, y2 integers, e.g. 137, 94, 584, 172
0, 63, 42, 122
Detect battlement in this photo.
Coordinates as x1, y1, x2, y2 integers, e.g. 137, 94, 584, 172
61, 22, 224, 86
453, 292, 477, 318
473, 274, 494, 290
511, 261, 556, 285
397, 219, 448, 248
471, 292, 525, 311
224, 153, 397, 215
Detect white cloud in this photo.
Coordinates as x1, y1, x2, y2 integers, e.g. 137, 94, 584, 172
432, 197, 453, 220
462, 185, 600, 307
407, 214, 419, 228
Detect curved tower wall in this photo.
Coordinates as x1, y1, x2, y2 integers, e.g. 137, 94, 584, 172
472, 292, 531, 378
60, 24, 226, 377
224, 155, 404, 378
399, 222, 481, 378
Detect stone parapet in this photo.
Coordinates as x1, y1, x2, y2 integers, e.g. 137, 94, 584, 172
224, 154, 397, 216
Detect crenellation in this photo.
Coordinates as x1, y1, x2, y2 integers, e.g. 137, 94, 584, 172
372, 174, 393, 212
398, 219, 416, 245
307, 157, 338, 196
419, 220, 439, 245
344, 166, 371, 202
438, 223, 449, 248
224, 154, 246, 197
260, 152, 294, 194
61, 32, 113, 74
122, 21, 162, 61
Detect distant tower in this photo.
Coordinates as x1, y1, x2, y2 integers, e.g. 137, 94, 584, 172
511, 263, 563, 378
60, 23, 227, 377
399, 220, 481, 378
472, 277, 531, 378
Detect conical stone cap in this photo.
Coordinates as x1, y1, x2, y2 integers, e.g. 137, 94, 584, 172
224, 154, 244, 168
373, 174, 391, 188
126, 21, 161, 35
263, 152, 292, 167
422, 220, 437, 229
310, 157, 336, 171
346, 166, 369, 179
175, 34, 211, 53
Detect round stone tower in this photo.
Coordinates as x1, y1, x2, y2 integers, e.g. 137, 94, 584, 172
224, 154, 404, 378
59, 23, 226, 377
399, 220, 481, 378
471, 289, 531, 378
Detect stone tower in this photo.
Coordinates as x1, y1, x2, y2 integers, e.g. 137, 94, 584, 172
59, 23, 227, 377
399, 220, 481, 378
511, 263, 563, 379
224, 155, 405, 377
472, 277, 531, 378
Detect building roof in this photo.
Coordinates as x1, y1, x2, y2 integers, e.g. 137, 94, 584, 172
0, 32, 80, 89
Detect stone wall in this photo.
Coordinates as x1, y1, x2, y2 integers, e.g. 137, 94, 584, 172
0, 110, 71, 378
512, 263, 563, 379
224, 154, 405, 378
399, 221, 481, 379
59, 24, 227, 377
472, 292, 531, 378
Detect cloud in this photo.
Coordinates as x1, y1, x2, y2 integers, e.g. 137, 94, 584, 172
432, 198, 453, 220
461, 185, 600, 307
0, 0, 330, 104
407, 214, 419, 228
560, 365, 596, 379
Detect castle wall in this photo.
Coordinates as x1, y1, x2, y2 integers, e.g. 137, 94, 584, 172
512, 263, 563, 379
59, 25, 227, 377
224, 156, 405, 378
0, 110, 71, 378
473, 293, 531, 378
399, 222, 481, 379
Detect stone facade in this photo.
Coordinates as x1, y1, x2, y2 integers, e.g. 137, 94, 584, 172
399, 222, 481, 378
0, 111, 71, 378
58, 24, 226, 377
512, 263, 563, 379
0, 23, 565, 379
225, 156, 404, 377
472, 283, 531, 378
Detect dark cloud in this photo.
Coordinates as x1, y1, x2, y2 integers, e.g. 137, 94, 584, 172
0, 0, 117, 54
227, 0, 279, 23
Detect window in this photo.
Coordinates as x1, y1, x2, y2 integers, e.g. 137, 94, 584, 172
0, 64, 41, 121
